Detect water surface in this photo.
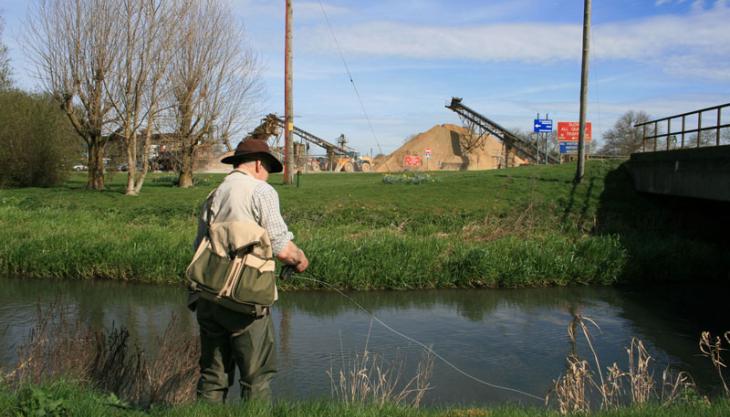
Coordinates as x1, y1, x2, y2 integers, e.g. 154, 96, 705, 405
0, 278, 727, 405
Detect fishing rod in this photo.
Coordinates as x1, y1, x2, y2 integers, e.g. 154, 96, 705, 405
279, 266, 544, 402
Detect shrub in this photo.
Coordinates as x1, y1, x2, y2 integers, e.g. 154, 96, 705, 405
0, 90, 80, 187
382, 172, 437, 185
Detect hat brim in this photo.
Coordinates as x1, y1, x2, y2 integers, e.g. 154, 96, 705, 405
220, 152, 283, 173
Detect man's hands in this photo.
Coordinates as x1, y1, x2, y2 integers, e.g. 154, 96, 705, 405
276, 241, 309, 273
294, 250, 309, 272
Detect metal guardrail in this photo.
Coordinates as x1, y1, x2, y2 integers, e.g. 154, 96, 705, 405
635, 102, 730, 152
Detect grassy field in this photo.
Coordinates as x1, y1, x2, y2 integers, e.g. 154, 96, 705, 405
2, 380, 728, 417
0, 161, 727, 288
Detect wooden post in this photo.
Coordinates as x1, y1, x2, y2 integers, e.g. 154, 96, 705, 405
284, 0, 294, 184
575, 0, 591, 183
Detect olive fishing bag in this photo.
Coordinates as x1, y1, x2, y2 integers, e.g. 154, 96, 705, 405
186, 220, 277, 314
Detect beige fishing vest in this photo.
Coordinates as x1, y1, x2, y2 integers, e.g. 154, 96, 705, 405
186, 171, 278, 316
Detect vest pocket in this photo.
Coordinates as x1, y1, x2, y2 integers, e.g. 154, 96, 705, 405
187, 246, 231, 294
230, 255, 276, 306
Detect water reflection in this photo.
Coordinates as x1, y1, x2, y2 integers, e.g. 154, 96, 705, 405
0, 278, 727, 405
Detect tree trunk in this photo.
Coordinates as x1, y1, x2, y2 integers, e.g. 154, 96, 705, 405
132, 123, 154, 195
125, 131, 138, 196
178, 167, 194, 188
177, 143, 194, 188
87, 140, 105, 190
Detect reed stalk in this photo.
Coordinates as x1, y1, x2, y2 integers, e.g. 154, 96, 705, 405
548, 316, 697, 415
3, 303, 199, 408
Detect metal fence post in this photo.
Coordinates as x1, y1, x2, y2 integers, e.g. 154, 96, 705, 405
697, 112, 702, 148
681, 116, 686, 148
717, 108, 722, 146
667, 119, 671, 150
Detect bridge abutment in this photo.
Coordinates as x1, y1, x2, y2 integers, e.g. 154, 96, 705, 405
627, 145, 730, 202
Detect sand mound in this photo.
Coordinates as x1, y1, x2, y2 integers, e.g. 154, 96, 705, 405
375, 124, 526, 172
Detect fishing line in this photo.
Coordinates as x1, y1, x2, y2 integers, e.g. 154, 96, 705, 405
317, 0, 393, 171
290, 273, 544, 402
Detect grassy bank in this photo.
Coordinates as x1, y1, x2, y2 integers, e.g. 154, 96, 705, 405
2, 381, 728, 417
1, 161, 727, 288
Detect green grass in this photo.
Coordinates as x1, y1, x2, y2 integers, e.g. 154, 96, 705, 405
1, 161, 727, 288
2, 380, 729, 417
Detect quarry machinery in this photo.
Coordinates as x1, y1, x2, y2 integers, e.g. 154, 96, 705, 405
446, 97, 559, 166
267, 114, 373, 172
240, 113, 372, 172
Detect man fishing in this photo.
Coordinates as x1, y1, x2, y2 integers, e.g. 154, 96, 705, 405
189, 138, 308, 403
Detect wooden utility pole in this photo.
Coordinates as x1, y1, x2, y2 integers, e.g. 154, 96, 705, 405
575, 0, 591, 183
284, 0, 294, 184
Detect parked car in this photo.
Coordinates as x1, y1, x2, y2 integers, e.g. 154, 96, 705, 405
72, 164, 88, 171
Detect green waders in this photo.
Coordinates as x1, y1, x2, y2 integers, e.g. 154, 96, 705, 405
195, 298, 277, 403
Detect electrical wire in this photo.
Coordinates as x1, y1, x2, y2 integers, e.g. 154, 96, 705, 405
290, 273, 545, 402
317, 0, 391, 169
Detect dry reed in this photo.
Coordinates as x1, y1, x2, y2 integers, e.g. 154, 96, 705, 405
550, 354, 591, 414
328, 349, 434, 408
626, 338, 653, 405
699, 330, 730, 396
2, 303, 199, 408
547, 315, 696, 415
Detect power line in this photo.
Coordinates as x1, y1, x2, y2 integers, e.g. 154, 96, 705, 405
317, 0, 388, 165
294, 274, 544, 402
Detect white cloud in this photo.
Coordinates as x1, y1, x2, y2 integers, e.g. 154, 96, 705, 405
298, 2, 730, 80
302, 21, 582, 62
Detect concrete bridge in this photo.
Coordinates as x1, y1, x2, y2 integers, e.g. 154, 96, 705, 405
627, 145, 730, 202
626, 103, 730, 202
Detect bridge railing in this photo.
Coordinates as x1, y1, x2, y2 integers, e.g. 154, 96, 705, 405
635, 102, 730, 152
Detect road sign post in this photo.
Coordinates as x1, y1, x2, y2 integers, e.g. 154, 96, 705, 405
557, 122, 592, 142
534, 115, 553, 164
559, 142, 580, 154
558, 121, 592, 159
534, 119, 553, 133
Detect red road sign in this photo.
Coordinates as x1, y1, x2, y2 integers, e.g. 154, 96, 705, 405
403, 155, 422, 167
557, 122, 592, 142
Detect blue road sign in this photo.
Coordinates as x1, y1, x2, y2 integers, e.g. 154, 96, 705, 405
534, 119, 553, 133
559, 141, 579, 154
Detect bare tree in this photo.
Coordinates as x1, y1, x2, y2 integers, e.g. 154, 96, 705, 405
106, 0, 174, 195
25, 0, 121, 190
599, 111, 652, 156
0, 14, 11, 90
451, 119, 490, 168
214, 70, 261, 153
460, 119, 488, 160
166, 0, 260, 187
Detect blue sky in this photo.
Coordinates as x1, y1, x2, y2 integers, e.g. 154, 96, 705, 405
2, 0, 729, 154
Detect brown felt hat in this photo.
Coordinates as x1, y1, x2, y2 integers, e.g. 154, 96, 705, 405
220, 139, 283, 173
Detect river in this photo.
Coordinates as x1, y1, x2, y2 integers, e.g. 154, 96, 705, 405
0, 277, 727, 406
